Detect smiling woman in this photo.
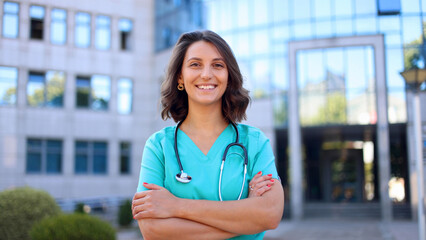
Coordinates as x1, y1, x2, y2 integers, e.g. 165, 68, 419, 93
132, 30, 284, 240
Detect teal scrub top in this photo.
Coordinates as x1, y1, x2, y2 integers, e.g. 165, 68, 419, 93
137, 123, 279, 240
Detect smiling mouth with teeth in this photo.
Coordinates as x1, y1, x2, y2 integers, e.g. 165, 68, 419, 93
197, 85, 216, 89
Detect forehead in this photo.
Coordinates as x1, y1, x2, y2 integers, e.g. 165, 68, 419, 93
184, 41, 224, 60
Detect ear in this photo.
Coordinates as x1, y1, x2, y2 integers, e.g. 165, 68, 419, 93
178, 75, 183, 84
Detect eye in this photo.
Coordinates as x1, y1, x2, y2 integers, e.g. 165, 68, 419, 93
189, 62, 200, 67
213, 63, 225, 68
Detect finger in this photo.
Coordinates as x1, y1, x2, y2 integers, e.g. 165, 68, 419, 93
254, 184, 273, 196
143, 182, 164, 190
250, 173, 273, 189
255, 178, 275, 189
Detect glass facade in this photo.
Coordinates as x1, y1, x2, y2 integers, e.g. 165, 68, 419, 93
95, 15, 111, 50
2, 1, 19, 38
50, 8, 67, 45
117, 78, 132, 114
29, 5, 45, 40
76, 75, 110, 110
75, 12, 91, 48
119, 18, 133, 50
120, 142, 131, 174
0, 66, 18, 105
26, 139, 62, 174
27, 71, 65, 107
154, 0, 424, 217
75, 141, 108, 174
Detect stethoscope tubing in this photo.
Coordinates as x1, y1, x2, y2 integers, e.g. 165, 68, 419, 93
174, 121, 248, 201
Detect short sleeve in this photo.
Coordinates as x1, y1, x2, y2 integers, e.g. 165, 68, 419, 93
250, 131, 279, 180
136, 135, 166, 192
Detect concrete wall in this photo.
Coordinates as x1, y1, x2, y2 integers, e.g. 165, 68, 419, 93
0, 0, 155, 200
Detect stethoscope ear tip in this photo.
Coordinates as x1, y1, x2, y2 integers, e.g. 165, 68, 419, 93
176, 172, 192, 183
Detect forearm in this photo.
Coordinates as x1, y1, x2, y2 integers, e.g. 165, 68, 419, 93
138, 218, 238, 240
175, 182, 284, 235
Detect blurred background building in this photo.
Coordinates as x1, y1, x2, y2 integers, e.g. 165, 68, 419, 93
1, 0, 425, 221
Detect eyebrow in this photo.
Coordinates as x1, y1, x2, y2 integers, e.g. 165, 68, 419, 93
186, 57, 225, 62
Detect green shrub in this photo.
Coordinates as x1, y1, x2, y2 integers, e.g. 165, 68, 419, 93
118, 199, 133, 227
74, 202, 86, 214
0, 187, 61, 240
30, 213, 116, 240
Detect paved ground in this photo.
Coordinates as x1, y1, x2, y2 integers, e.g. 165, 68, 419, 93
117, 219, 419, 240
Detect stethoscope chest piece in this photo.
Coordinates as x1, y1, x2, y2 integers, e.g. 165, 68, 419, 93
176, 171, 192, 183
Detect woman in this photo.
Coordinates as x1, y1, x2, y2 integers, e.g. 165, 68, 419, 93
132, 30, 284, 239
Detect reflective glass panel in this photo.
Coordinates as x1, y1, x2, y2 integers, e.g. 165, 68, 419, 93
75, 141, 88, 173
293, 0, 311, 20
346, 47, 368, 89
95, 15, 111, 50
76, 76, 90, 108
30, 5, 45, 19
402, 16, 422, 45
117, 78, 132, 114
386, 48, 404, 88
27, 72, 45, 107
355, 0, 377, 15
91, 75, 110, 110
401, 0, 419, 13
377, 0, 401, 15
236, 0, 249, 28
272, 0, 289, 22
253, 0, 269, 25
26, 139, 42, 173
0, 66, 18, 105
293, 21, 313, 39
93, 142, 107, 174
379, 15, 400, 32
273, 57, 288, 91
46, 71, 64, 107
120, 142, 131, 174
299, 92, 327, 126
355, 17, 377, 34
335, 19, 354, 36
2, 2, 19, 38
46, 140, 62, 173
75, 12, 91, 48
388, 90, 406, 123
119, 18, 133, 32
314, 0, 331, 19
315, 20, 333, 38
334, 0, 353, 17
253, 29, 269, 55
252, 58, 270, 98
51, 8, 67, 44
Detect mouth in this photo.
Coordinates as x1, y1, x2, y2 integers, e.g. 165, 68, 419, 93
196, 84, 217, 90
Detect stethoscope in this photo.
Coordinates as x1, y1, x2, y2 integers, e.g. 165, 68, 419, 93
174, 121, 248, 201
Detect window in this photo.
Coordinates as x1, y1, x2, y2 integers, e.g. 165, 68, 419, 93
76, 75, 110, 110
119, 18, 133, 50
117, 78, 132, 114
27, 71, 65, 107
75, 141, 108, 174
51, 8, 67, 44
2, 2, 19, 38
0, 66, 18, 106
26, 139, 62, 174
377, 0, 401, 15
120, 142, 131, 174
29, 5, 45, 40
95, 15, 111, 50
75, 12, 91, 48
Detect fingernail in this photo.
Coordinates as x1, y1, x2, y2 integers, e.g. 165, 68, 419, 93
143, 182, 148, 185
258, 171, 262, 175
270, 179, 274, 182
267, 174, 272, 177
267, 184, 271, 187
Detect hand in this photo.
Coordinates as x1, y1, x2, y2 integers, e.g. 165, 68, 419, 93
248, 172, 275, 198
132, 183, 178, 220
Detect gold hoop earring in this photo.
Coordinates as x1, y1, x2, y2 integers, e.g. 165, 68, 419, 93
177, 83, 185, 91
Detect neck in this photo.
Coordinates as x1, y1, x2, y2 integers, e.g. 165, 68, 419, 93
182, 103, 228, 133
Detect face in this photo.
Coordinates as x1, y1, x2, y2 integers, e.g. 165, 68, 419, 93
179, 41, 228, 109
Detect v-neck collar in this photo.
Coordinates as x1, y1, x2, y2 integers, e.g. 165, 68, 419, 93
177, 123, 233, 159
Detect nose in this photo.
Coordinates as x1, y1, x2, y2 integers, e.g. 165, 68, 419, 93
201, 66, 212, 80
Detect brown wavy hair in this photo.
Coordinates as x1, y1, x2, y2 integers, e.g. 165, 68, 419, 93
161, 30, 250, 123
